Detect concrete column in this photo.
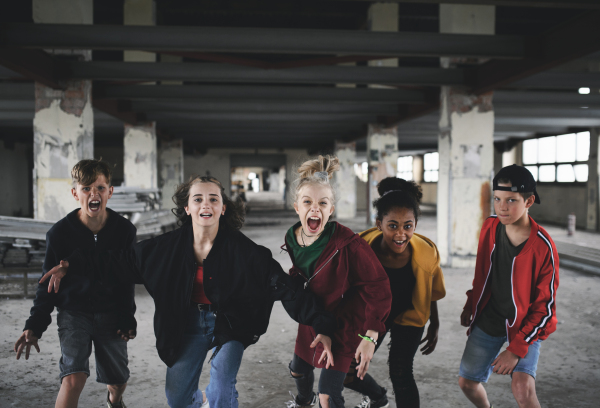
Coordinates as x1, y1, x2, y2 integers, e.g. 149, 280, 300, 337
437, 5, 495, 267
124, 0, 156, 63
334, 141, 357, 220
368, 3, 399, 69
159, 139, 184, 209
502, 143, 520, 167
32, 0, 93, 221
587, 128, 599, 231
413, 155, 424, 184
367, 125, 398, 226
124, 122, 157, 189
493, 145, 503, 175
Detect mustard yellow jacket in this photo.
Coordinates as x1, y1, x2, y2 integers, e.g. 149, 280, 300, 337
360, 227, 446, 327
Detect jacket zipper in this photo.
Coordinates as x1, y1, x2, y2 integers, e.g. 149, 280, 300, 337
304, 250, 339, 289
469, 245, 495, 333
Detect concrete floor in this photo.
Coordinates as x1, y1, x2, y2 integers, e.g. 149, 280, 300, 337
0, 209, 599, 407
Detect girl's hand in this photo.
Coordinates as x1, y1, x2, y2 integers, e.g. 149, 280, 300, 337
40, 260, 69, 293
355, 333, 377, 379
419, 322, 439, 355
310, 334, 334, 369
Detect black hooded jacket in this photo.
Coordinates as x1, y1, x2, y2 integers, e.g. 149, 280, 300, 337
24, 208, 137, 339
67, 223, 335, 367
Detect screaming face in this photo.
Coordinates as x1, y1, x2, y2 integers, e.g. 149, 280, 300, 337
294, 184, 335, 237
72, 175, 113, 220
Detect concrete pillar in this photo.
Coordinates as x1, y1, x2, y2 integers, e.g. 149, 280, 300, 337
493, 145, 503, 175
159, 139, 184, 209
502, 143, 520, 167
32, 0, 93, 221
413, 155, 424, 184
367, 125, 398, 226
124, 0, 156, 63
124, 122, 157, 189
437, 5, 495, 267
368, 3, 399, 69
587, 128, 599, 231
334, 141, 357, 219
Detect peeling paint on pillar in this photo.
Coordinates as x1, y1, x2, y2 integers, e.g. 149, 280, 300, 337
159, 139, 184, 209
124, 123, 158, 190
334, 141, 357, 220
437, 86, 494, 267
367, 125, 398, 226
33, 81, 93, 221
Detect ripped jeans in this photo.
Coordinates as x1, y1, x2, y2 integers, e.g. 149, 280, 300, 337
344, 325, 425, 408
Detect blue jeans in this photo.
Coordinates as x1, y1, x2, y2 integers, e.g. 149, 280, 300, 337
165, 306, 245, 408
459, 325, 542, 383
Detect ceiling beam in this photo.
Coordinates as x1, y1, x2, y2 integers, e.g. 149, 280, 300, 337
130, 101, 400, 115
2, 23, 525, 60
326, 0, 600, 9
65, 62, 464, 86
469, 10, 600, 94
387, 10, 600, 126
94, 84, 427, 104
0, 49, 64, 89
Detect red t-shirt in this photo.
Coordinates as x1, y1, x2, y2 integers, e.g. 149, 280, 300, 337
191, 265, 211, 304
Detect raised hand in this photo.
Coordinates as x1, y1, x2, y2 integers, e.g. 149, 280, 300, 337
40, 260, 69, 293
14, 330, 40, 360
310, 334, 334, 369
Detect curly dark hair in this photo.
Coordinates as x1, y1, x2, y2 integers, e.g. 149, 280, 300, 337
373, 177, 423, 222
171, 175, 245, 230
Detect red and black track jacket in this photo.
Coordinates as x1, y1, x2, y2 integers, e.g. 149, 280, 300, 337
464, 215, 559, 358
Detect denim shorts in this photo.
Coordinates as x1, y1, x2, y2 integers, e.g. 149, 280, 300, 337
57, 309, 129, 385
459, 325, 542, 383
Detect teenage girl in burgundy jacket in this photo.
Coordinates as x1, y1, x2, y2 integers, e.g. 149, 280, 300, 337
284, 155, 392, 408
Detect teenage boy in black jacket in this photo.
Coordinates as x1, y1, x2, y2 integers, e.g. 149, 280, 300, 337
14, 160, 136, 408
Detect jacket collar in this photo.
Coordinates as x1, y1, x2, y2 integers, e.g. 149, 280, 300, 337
490, 215, 540, 256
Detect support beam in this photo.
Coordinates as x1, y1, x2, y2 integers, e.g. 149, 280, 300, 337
124, 122, 157, 189
469, 10, 600, 94
588, 128, 599, 231
64, 62, 465, 86
93, 84, 428, 104
1, 23, 525, 59
367, 125, 398, 226
0, 49, 64, 89
326, 0, 600, 9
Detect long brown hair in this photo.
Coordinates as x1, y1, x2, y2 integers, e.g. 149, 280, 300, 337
172, 175, 245, 230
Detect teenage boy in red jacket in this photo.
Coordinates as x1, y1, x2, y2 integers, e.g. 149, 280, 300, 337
459, 165, 559, 408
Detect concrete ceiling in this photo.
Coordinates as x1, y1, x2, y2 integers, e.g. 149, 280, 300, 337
1, 1, 600, 152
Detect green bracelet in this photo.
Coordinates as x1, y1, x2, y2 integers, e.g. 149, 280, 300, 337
358, 334, 378, 346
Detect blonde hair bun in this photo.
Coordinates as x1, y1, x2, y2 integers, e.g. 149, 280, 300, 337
293, 155, 340, 202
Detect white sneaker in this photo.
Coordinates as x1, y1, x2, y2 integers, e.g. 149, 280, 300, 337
354, 395, 371, 408
285, 391, 317, 407
201, 391, 209, 407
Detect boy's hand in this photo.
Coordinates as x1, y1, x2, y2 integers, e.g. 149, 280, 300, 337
40, 260, 69, 293
419, 322, 439, 355
117, 329, 137, 342
310, 334, 334, 369
491, 350, 519, 375
460, 309, 472, 327
14, 330, 40, 360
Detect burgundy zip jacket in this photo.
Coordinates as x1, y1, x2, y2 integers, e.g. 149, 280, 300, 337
284, 222, 392, 372
464, 215, 559, 358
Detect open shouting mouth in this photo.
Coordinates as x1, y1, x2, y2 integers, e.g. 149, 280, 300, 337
306, 216, 322, 234
89, 200, 101, 212
200, 212, 213, 219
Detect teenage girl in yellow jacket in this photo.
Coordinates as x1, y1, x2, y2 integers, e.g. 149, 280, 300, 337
344, 177, 446, 408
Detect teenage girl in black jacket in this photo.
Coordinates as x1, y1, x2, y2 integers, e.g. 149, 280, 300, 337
42, 176, 335, 408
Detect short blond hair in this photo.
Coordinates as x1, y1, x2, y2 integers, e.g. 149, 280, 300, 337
293, 155, 340, 203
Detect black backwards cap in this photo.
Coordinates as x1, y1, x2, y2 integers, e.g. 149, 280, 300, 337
493, 164, 541, 204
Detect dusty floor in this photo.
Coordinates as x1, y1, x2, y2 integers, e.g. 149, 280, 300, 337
1, 211, 599, 407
